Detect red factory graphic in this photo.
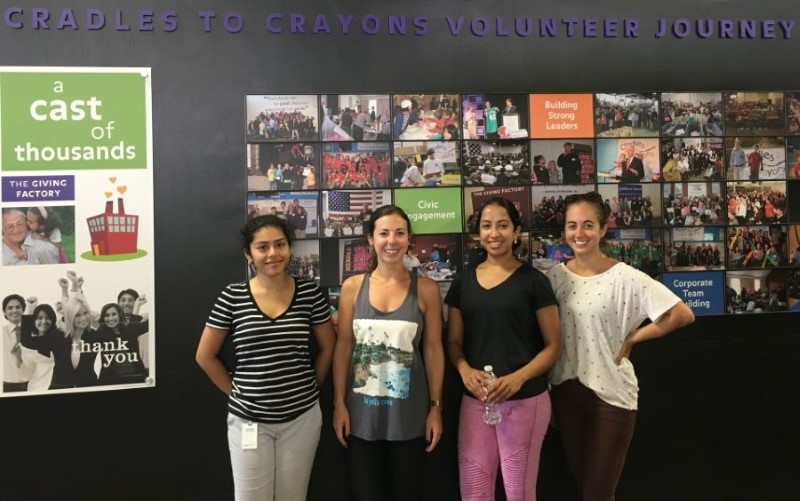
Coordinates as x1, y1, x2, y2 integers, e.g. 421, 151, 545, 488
87, 197, 139, 255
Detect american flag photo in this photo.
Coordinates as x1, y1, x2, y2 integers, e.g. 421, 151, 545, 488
323, 190, 390, 218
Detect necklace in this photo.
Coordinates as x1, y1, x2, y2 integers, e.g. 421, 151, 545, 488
371, 275, 409, 289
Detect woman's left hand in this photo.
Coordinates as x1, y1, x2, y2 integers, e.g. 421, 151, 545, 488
614, 338, 634, 365
486, 373, 525, 404
425, 408, 443, 452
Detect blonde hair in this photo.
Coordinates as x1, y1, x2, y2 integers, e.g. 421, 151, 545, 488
63, 296, 92, 338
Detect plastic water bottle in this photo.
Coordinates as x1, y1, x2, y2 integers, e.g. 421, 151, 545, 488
482, 365, 502, 425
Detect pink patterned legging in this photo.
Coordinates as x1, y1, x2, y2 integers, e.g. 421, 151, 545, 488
457, 392, 551, 501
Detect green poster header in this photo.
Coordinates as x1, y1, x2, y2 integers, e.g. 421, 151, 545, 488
394, 187, 463, 234
1, 70, 149, 171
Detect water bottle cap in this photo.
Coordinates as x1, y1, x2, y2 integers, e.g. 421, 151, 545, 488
483, 365, 493, 372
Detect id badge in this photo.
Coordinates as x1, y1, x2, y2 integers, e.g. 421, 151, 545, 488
242, 422, 258, 450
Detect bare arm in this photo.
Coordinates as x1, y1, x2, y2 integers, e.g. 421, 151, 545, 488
487, 304, 562, 403
133, 294, 147, 315
418, 277, 444, 452
312, 319, 337, 386
195, 326, 232, 395
331, 276, 360, 447
615, 302, 695, 365
446, 305, 486, 400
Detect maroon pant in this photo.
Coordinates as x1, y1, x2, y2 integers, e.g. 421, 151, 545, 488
550, 380, 637, 501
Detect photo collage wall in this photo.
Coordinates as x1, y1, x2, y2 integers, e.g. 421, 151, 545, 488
245, 92, 800, 316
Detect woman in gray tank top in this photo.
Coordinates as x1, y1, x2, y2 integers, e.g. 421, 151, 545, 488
332, 205, 445, 501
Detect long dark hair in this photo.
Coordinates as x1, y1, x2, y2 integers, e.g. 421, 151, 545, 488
366, 205, 412, 272
99, 303, 125, 331
27, 207, 62, 238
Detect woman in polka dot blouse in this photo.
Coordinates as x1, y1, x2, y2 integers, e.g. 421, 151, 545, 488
546, 191, 695, 500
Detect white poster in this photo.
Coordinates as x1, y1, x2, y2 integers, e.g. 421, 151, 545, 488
0, 67, 154, 397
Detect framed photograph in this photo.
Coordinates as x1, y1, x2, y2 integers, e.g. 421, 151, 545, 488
319, 94, 391, 141
321, 142, 392, 189
462, 93, 529, 140
392, 94, 460, 141
660, 137, 724, 182
320, 189, 391, 238
786, 137, 800, 179
529, 231, 572, 273
597, 183, 662, 228
286, 239, 321, 284
1, 205, 75, 265
786, 92, 800, 135
724, 136, 786, 181
595, 92, 660, 138
530, 184, 594, 232
725, 269, 788, 313
530, 139, 595, 185
393, 141, 461, 188
464, 185, 531, 233
407, 234, 462, 282
662, 182, 724, 227
664, 226, 725, 271
660, 92, 723, 137
602, 228, 663, 276
338, 238, 371, 283
596, 138, 661, 183
246, 142, 319, 191
246, 191, 320, 239
723, 92, 785, 136
462, 140, 530, 186
726, 225, 788, 269
245, 94, 319, 142
726, 181, 787, 225
788, 225, 800, 266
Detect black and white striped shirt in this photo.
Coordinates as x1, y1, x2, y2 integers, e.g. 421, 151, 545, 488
206, 279, 330, 423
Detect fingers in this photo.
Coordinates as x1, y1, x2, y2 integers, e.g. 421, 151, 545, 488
333, 411, 350, 448
425, 411, 443, 453
614, 346, 630, 366
425, 428, 442, 453
487, 377, 519, 403
462, 369, 486, 399
334, 422, 349, 448
487, 385, 509, 403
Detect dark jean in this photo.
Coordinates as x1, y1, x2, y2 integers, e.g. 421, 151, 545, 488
550, 380, 637, 501
347, 435, 427, 501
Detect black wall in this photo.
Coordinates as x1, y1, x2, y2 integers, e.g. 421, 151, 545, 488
1, 1, 799, 499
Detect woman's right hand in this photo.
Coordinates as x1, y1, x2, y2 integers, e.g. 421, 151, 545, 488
459, 366, 488, 400
333, 402, 350, 448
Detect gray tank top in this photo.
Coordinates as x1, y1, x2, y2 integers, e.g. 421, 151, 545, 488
347, 272, 428, 441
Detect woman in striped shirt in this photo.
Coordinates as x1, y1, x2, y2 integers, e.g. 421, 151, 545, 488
196, 215, 337, 501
